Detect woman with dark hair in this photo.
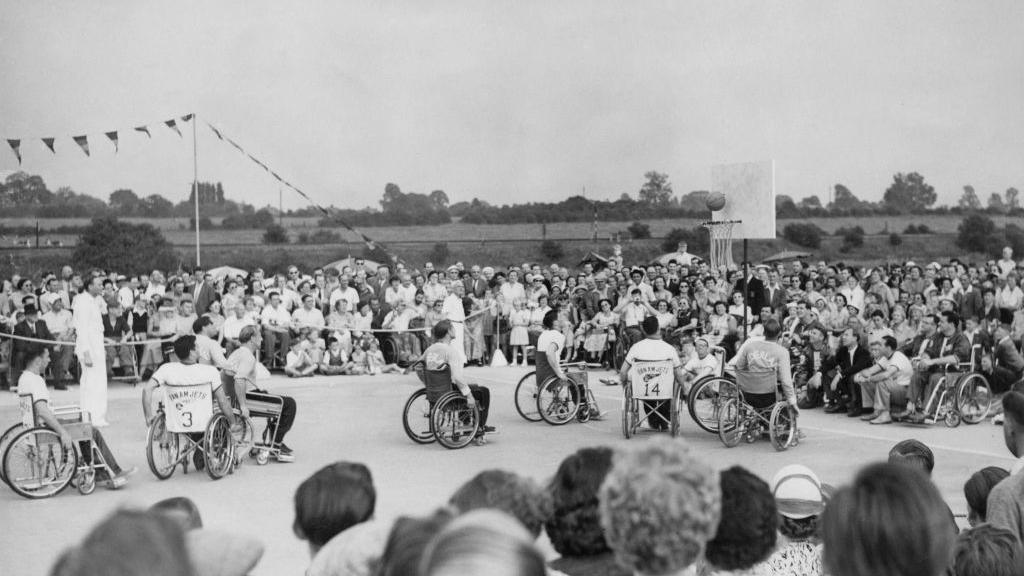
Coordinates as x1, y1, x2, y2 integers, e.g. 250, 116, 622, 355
821, 463, 956, 576
536, 308, 570, 389
699, 466, 778, 575
294, 461, 376, 558
964, 466, 1010, 527
50, 510, 195, 576
448, 469, 552, 539
376, 509, 455, 576
545, 447, 629, 576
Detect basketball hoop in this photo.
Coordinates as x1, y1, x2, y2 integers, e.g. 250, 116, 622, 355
702, 220, 740, 271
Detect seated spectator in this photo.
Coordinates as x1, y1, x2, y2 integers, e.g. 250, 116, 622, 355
294, 461, 376, 559
318, 338, 352, 375
419, 510, 547, 576
600, 437, 721, 576
285, 339, 317, 378
887, 439, 959, 534
364, 338, 402, 375
150, 497, 204, 531
821, 463, 956, 576
698, 466, 778, 575
964, 466, 1009, 527
948, 524, 1024, 576
376, 509, 455, 576
448, 469, 552, 539
49, 510, 194, 576
764, 464, 829, 575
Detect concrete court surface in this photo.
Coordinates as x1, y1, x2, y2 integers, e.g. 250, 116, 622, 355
0, 365, 1015, 576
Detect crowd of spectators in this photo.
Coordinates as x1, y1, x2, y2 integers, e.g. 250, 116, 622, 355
47, 431, 1024, 576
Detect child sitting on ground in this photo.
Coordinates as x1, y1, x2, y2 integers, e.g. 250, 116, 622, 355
285, 340, 317, 378
365, 338, 402, 375
319, 338, 352, 375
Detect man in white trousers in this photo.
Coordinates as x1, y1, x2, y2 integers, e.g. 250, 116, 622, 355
442, 282, 467, 366
73, 275, 109, 426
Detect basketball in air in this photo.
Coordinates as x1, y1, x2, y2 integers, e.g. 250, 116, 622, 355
705, 191, 726, 212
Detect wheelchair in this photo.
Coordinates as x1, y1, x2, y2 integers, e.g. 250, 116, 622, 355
717, 382, 799, 452
612, 323, 644, 371
222, 373, 287, 466
910, 345, 992, 427
2, 395, 114, 499
145, 382, 237, 481
402, 362, 481, 449
621, 359, 684, 438
535, 363, 602, 426
685, 346, 736, 433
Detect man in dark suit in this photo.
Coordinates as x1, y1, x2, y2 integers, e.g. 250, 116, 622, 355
462, 266, 489, 299
990, 320, 1024, 391
744, 265, 767, 320
822, 327, 873, 416
191, 270, 216, 316
765, 270, 789, 316
12, 304, 54, 389
369, 265, 390, 300
958, 276, 984, 323
980, 288, 1001, 323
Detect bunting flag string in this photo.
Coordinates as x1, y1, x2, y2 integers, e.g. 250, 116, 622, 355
1, 113, 192, 164
202, 120, 402, 266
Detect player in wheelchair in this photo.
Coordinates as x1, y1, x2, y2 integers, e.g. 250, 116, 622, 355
717, 318, 801, 451
141, 335, 243, 480
402, 320, 494, 448
2, 345, 134, 498
619, 316, 688, 437
904, 311, 973, 424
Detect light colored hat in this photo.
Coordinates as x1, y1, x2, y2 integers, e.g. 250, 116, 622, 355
771, 464, 830, 519
187, 529, 264, 576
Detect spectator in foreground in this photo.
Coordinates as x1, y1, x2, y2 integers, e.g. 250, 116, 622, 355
948, 524, 1024, 576
763, 464, 828, 575
545, 446, 629, 576
698, 466, 778, 576
988, 391, 1024, 542
448, 469, 552, 539
599, 437, 721, 576
419, 510, 547, 576
375, 509, 455, 576
887, 438, 959, 534
150, 496, 204, 531
294, 462, 376, 559
964, 466, 1010, 527
50, 510, 194, 576
821, 463, 955, 576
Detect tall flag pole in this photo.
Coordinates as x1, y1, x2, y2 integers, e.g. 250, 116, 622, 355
192, 114, 200, 267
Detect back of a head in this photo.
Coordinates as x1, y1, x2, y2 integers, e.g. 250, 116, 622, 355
448, 469, 551, 539
545, 447, 615, 557
641, 315, 659, 336
964, 466, 1010, 524
51, 510, 194, 576
821, 463, 955, 576
888, 439, 935, 476
150, 497, 204, 531
762, 317, 782, 340
420, 510, 546, 576
704, 466, 779, 571
377, 509, 454, 576
293, 461, 376, 549
173, 335, 197, 362
950, 524, 1024, 576
599, 437, 721, 575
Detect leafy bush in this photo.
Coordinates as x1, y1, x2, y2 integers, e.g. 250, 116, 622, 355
838, 227, 865, 252
540, 240, 565, 261
297, 229, 342, 244
834, 225, 865, 237
188, 217, 213, 231
429, 242, 450, 265
903, 224, 932, 234
662, 227, 710, 254
889, 233, 902, 246
782, 223, 824, 248
627, 221, 651, 239
262, 224, 289, 244
956, 214, 997, 253
72, 217, 177, 274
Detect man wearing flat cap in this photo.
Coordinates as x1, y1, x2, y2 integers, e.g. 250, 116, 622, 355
12, 304, 55, 391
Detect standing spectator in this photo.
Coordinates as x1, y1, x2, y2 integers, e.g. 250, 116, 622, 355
73, 275, 109, 426
998, 246, 1017, 278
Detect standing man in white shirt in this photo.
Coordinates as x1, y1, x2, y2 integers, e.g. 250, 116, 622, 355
74, 276, 109, 426
442, 282, 467, 364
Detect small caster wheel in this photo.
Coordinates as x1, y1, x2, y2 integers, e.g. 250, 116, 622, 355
577, 404, 591, 423
944, 411, 961, 428
78, 469, 96, 495
256, 450, 270, 466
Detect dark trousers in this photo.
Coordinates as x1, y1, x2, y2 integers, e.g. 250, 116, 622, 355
827, 374, 860, 407
247, 390, 296, 445
987, 366, 1019, 395
261, 328, 291, 367
468, 384, 490, 428
746, 391, 777, 412
643, 400, 673, 430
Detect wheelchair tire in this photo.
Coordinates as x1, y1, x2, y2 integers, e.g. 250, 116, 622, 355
769, 404, 797, 452
537, 377, 580, 426
514, 371, 542, 422
431, 392, 479, 450
3, 427, 77, 499
622, 384, 637, 439
146, 413, 179, 480
204, 414, 235, 480
403, 388, 436, 444
955, 373, 991, 425
381, 336, 400, 365
944, 410, 962, 428
77, 469, 96, 495
688, 376, 738, 434
717, 398, 745, 448
0, 423, 27, 486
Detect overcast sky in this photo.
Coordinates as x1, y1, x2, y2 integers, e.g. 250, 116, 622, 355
1, 0, 1022, 211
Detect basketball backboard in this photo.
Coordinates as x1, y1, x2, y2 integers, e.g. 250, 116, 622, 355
710, 160, 775, 240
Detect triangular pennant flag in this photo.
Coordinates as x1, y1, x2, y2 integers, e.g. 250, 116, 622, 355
180, 113, 194, 122
6, 139, 21, 164
42, 138, 55, 153
73, 135, 90, 156
165, 119, 182, 137
490, 348, 509, 367
105, 131, 119, 153
135, 125, 151, 138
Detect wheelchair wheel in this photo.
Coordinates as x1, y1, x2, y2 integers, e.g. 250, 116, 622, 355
203, 414, 235, 480
431, 393, 479, 450
537, 377, 580, 426
688, 376, 738, 433
402, 388, 435, 444
77, 469, 96, 495
381, 336, 400, 365
717, 398, 746, 448
514, 371, 541, 422
622, 385, 638, 439
955, 373, 991, 424
769, 404, 797, 452
146, 413, 179, 480
0, 423, 27, 486
3, 428, 77, 499
612, 337, 628, 371
944, 410, 962, 428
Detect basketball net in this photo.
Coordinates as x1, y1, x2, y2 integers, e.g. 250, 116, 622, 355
702, 220, 739, 271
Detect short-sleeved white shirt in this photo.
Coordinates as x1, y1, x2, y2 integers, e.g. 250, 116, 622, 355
537, 329, 565, 361
683, 353, 719, 378
18, 371, 50, 405
151, 362, 222, 392
878, 350, 913, 387
625, 338, 682, 367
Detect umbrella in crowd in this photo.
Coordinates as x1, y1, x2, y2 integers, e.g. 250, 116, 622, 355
207, 265, 249, 280
762, 250, 812, 264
